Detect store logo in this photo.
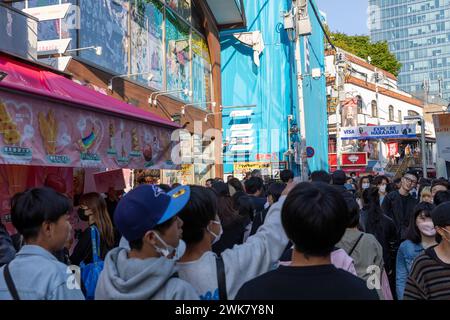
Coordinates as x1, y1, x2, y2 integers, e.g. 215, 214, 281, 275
348, 155, 360, 164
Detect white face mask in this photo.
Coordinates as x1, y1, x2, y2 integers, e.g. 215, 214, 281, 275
362, 183, 370, 190
207, 220, 223, 245
152, 231, 176, 258
379, 185, 387, 193
174, 239, 186, 260
417, 220, 436, 237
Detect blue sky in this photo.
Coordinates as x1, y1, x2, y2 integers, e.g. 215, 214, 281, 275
315, 0, 369, 35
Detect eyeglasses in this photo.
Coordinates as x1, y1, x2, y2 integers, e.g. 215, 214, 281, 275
403, 176, 417, 185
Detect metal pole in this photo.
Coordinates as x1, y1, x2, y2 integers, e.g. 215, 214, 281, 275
421, 118, 427, 178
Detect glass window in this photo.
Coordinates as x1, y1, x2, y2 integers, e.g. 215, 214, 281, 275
165, 0, 191, 22
192, 31, 212, 107
356, 95, 363, 114
371, 100, 378, 117
408, 110, 420, 116
389, 105, 394, 121
130, 0, 164, 89
398, 110, 402, 123
79, 0, 129, 75
165, 8, 191, 101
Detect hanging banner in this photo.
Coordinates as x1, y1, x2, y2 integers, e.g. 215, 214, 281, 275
387, 142, 399, 157
0, 92, 175, 169
340, 124, 416, 140
433, 113, 450, 162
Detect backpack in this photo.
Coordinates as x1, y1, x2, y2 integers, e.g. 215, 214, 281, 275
80, 226, 104, 300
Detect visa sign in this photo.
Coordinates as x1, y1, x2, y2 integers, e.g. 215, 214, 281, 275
340, 124, 416, 140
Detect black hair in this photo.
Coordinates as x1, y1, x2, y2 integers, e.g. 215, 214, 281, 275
331, 170, 346, 186
394, 178, 402, 184
178, 186, 218, 245
434, 190, 450, 206
431, 179, 449, 194
280, 169, 294, 183
310, 170, 331, 184
347, 199, 360, 228
228, 178, 244, 192
281, 182, 349, 257
405, 202, 435, 244
358, 176, 371, 191
373, 175, 389, 186
362, 187, 383, 240
157, 184, 172, 193
206, 178, 215, 184
405, 170, 419, 181
237, 195, 255, 221
128, 216, 178, 251
267, 182, 286, 203
11, 187, 72, 240
171, 183, 181, 188
244, 177, 264, 195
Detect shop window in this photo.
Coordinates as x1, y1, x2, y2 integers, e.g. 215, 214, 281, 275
389, 105, 394, 121
165, 9, 191, 102
398, 110, 402, 123
79, 0, 129, 75
192, 31, 212, 107
371, 100, 378, 117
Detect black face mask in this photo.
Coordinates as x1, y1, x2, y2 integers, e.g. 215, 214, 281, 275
77, 208, 89, 222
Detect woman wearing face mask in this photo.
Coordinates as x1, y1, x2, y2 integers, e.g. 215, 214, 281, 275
356, 176, 371, 209
374, 176, 389, 206
396, 202, 436, 300
70, 193, 116, 266
177, 185, 290, 300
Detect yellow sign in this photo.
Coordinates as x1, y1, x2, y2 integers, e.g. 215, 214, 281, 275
233, 162, 272, 177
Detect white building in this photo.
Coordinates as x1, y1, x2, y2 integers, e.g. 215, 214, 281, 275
326, 48, 437, 175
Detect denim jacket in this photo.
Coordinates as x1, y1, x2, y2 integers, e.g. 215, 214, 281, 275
396, 240, 423, 300
0, 245, 85, 300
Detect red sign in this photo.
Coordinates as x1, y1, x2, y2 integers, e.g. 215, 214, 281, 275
329, 153, 337, 167
387, 142, 399, 157
330, 166, 367, 173
341, 152, 368, 166
256, 154, 271, 161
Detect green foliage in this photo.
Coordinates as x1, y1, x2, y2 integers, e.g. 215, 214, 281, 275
324, 26, 402, 76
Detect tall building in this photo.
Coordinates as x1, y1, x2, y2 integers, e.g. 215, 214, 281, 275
369, 0, 450, 102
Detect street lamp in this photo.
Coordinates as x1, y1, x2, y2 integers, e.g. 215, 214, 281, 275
151, 88, 192, 106
108, 72, 154, 91
404, 115, 427, 178
181, 101, 217, 115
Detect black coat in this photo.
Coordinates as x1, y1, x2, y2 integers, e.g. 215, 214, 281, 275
0, 222, 15, 267
360, 208, 399, 273
381, 191, 418, 242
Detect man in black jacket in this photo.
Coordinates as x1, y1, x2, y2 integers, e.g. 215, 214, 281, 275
331, 170, 357, 209
382, 171, 419, 242
0, 221, 15, 267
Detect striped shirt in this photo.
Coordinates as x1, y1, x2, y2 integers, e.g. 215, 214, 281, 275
404, 246, 450, 300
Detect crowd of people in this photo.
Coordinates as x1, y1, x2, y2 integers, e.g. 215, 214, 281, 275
1, 168, 450, 300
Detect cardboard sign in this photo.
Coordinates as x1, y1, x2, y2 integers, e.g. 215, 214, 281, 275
93, 169, 127, 193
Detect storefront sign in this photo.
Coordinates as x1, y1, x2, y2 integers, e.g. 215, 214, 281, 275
37, 38, 72, 55
341, 152, 368, 166
329, 153, 337, 167
230, 110, 252, 118
433, 113, 450, 162
233, 162, 271, 177
0, 93, 175, 169
230, 124, 253, 131
340, 124, 416, 140
231, 130, 254, 138
256, 154, 271, 161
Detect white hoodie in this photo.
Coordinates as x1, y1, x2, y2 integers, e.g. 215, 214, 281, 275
176, 196, 289, 300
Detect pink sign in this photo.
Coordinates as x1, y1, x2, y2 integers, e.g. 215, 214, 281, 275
0, 92, 176, 169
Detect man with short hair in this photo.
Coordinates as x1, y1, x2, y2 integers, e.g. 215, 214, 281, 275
332, 170, 357, 208
404, 202, 450, 299
382, 171, 419, 242
244, 177, 266, 214
95, 184, 198, 300
235, 183, 378, 300
431, 179, 449, 199
310, 170, 331, 184
251, 169, 262, 179
280, 169, 294, 183
205, 178, 214, 188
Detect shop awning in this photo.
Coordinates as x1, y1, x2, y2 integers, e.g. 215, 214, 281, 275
0, 53, 178, 169
0, 53, 177, 129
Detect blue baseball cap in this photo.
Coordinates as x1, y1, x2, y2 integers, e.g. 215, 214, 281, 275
114, 184, 190, 241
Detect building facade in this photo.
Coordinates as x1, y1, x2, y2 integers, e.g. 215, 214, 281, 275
326, 48, 437, 176
369, 0, 450, 101
220, 0, 328, 179
10, 0, 243, 184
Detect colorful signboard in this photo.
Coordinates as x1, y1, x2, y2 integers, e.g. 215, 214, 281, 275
340, 124, 416, 140
233, 162, 271, 178
341, 152, 368, 167
433, 113, 450, 162
0, 92, 175, 169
